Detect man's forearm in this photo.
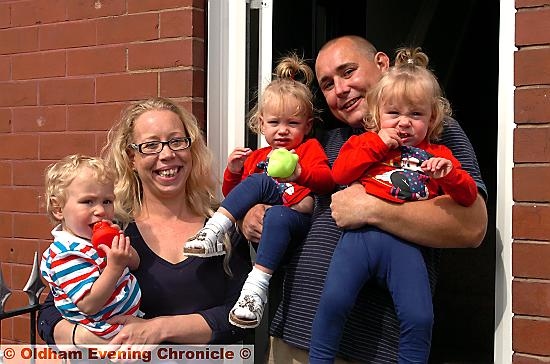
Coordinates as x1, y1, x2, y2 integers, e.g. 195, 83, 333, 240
366, 194, 487, 248
331, 184, 487, 248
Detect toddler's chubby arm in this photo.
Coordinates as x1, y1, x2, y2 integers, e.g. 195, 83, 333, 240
332, 131, 391, 186
77, 234, 133, 315
290, 139, 335, 194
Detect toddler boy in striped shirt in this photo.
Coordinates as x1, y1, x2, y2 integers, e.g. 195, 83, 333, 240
40, 154, 142, 340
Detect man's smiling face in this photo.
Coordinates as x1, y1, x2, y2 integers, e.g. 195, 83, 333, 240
316, 37, 387, 128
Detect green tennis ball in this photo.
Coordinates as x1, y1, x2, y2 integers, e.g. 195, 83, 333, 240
267, 148, 299, 178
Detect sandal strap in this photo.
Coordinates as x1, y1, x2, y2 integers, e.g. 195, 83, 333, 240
235, 290, 264, 319
187, 227, 223, 252
241, 281, 267, 303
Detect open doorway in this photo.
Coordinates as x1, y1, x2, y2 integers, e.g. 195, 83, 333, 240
269, 1, 498, 362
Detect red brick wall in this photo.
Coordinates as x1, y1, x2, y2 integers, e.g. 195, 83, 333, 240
513, 0, 550, 362
0, 0, 206, 344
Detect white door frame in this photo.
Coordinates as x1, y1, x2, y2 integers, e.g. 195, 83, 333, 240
206, 0, 273, 184
206, 0, 246, 185
494, 0, 515, 362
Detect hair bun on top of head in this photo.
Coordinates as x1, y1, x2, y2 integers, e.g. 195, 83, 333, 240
274, 53, 314, 88
394, 47, 429, 69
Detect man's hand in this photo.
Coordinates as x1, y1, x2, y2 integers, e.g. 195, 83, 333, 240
331, 184, 380, 229
238, 204, 270, 243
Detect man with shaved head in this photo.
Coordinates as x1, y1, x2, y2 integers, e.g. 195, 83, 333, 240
241, 35, 487, 362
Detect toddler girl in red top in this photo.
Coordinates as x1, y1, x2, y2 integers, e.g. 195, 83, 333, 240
309, 47, 477, 363
183, 54, 334, 328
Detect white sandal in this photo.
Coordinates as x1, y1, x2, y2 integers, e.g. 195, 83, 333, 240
228, 284, 267, 329
184, 226, 226, 257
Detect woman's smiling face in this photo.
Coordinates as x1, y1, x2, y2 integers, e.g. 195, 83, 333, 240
130, 110, 192, 199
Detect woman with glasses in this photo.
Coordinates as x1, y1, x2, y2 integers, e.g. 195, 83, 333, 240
38, 97, 251, 346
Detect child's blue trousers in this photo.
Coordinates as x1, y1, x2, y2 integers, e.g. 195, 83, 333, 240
309, 226, 433, 364
221, 173, 310, 271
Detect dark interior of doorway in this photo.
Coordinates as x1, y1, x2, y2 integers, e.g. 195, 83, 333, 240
269, 1, 499, 363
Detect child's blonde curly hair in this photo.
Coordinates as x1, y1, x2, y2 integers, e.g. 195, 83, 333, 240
248, 53, 318, 135
44, 154, 115, 225
364, 47, 452, 142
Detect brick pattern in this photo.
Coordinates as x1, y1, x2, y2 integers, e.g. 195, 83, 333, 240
514, 1, 550, 361
0, 0, 206, 343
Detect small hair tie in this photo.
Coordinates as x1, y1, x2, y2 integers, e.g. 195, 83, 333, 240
407, 58, 414, 64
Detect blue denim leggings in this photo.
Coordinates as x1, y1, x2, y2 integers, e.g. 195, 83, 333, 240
309, 227, 433, 364
221, 173, 310, 271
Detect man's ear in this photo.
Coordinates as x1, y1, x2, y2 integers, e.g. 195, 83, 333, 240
374, 52, 390, 72
306, 118, 314, 134
51, 197, 64, 221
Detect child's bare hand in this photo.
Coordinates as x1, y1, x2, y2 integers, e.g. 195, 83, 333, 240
128, 246, 140, 271
275, 149, 299, 183
421, 157, 452, 178
378, 128, 402, 149
99, 234, 132, 271
227, 147, 252, 174
278, 160, 301, 183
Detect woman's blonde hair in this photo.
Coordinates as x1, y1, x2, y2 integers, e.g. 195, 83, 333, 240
101, 97, 218, 225
44, 154, 115, 225
364, 47, 452, 142
248, 53, 317, 134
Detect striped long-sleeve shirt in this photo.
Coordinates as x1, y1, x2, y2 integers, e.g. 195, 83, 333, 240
40, 226, 141, 339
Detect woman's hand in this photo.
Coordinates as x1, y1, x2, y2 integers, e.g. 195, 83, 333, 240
108, 316, 162, 346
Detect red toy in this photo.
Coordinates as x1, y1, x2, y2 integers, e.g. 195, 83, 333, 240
91, 221, 120, 258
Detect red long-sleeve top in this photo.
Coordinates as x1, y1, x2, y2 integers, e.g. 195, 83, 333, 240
223, 138, 335, 207
332, 131, 477, 206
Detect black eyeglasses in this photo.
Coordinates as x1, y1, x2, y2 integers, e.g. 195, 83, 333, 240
129, 137, 192, 155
